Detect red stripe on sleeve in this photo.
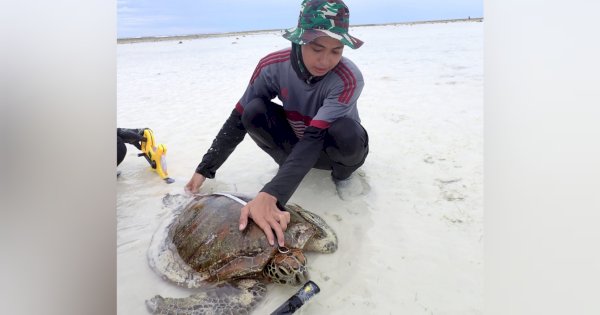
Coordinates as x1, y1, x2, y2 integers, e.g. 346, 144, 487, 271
285, 110, 313, 125
336, 65, 352, 103
333, 67, 351, 104
333, 63, 357, 104
249, 50, 291, 84
250, 50, 290, 80
309, 120, 331, 129
235, 102, 244, 114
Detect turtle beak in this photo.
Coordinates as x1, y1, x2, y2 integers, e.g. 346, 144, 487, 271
295, 270, 309, 285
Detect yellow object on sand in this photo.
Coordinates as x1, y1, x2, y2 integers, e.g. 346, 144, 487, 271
139, 129, 174, 184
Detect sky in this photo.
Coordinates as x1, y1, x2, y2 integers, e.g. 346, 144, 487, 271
117, 0, 483, 38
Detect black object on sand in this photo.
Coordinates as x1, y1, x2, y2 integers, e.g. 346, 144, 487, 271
270, 281, 320, 315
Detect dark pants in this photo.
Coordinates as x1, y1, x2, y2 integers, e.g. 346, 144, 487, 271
117, 136, 126, 166
241, 99, 369, 180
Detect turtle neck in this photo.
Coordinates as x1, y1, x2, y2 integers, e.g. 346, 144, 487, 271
290, 43, 327, 85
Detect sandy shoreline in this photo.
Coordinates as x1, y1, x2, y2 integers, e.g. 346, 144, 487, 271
117, 17, 483, 44
117, 21, 483, 314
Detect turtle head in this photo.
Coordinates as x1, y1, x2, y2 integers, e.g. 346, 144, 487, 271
263, 248, 308, 286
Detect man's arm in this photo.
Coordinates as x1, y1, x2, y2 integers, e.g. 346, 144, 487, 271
195, 109, 247, 179
260, 126, 326, 205
237, 126, 324, 247
187, 51, 285, 194
186, 109, 246, 194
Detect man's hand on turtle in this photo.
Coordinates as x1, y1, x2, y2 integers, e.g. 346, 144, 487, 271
185, 172, 206, 195
239, 192, 290, 247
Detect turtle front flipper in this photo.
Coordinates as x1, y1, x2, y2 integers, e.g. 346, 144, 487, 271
146, 279, 266, 315
286, 204, 338, 254
162, 193, 194, 210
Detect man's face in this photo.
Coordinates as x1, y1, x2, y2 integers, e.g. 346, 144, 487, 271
301, 36, 344, 76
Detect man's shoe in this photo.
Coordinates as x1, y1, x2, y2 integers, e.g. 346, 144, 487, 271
333, 171, 369, 201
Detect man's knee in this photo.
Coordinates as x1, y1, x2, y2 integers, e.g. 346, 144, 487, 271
325, 118, 368, 159
241, 98, 268, 128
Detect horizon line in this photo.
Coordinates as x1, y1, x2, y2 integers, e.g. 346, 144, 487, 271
117, 17, 483, 44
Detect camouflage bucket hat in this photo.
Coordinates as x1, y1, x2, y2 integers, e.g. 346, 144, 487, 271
282, 0, 364, 49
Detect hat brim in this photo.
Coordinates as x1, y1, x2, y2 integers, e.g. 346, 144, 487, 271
282, 27, 363, 49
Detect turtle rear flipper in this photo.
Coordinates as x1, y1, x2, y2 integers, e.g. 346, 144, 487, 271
146, 279, 266, 315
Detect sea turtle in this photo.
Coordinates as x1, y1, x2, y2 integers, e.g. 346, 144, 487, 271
146, 192, 338, 314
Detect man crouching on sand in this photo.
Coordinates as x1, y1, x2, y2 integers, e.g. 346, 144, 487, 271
185, 0, 369, 247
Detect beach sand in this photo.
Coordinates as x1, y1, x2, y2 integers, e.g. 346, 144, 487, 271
117, 20, 483, 314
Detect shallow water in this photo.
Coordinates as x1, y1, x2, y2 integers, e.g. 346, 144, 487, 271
118, 21, 483, 314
